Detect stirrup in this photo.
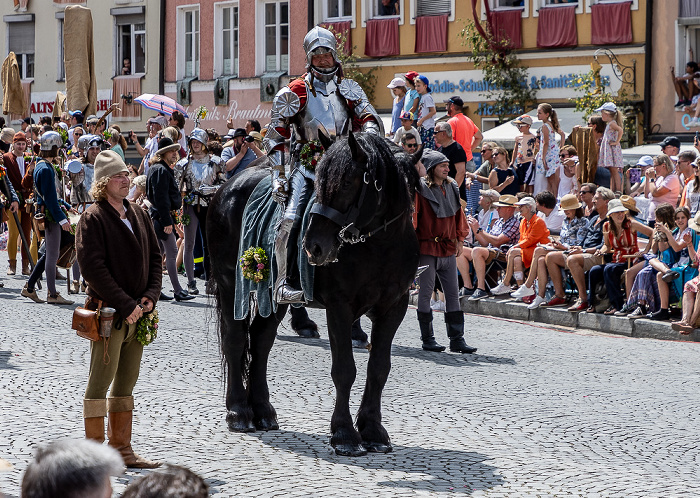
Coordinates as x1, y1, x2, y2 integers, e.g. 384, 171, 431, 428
415, 265, 429, 278
275, 282, 305, 304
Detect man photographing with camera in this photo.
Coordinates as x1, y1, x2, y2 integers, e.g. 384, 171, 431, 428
221, 128, 263, 179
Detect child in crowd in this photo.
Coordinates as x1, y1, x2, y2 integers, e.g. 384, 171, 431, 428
386, 78, 407, 136
558, 145, 579, 201
596, 102, 624, 194
510, 114, 537, 194
534, 103, 564, 195
393, 111, 422, 146
403, 71, 420, 119
415, 75, 436, 149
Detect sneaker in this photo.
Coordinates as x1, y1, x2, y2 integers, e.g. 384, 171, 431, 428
187, 280, 200, 295
627, 306, 645, 319
511, 284, 535, 298
647, 308, 670, 321
527, 295, 547, 309
567, 299, 589, 312
614, 304, 632, 316
459, 287, 474, 297
430, 299, 446, 312
541, 296, 567, 307
47, 292, 73, 305
468, 288, 490, 301
21, 284, 44, 303
490, 282, 512, 296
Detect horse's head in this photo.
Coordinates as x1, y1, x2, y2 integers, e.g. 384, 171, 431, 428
304, 132, 418, 266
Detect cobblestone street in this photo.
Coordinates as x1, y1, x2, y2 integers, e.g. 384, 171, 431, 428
2, 268, 700, 497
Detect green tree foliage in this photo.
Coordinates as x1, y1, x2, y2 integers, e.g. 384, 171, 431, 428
459, 20, 537, 123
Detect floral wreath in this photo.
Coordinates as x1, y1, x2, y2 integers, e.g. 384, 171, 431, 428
135, 308, 159, 346
299, 140, 325, 172
240, 246, 270, 283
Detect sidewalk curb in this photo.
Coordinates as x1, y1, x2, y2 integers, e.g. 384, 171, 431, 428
409, 294, 700, 343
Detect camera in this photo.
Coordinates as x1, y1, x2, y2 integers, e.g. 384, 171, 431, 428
244, 135, 255, 143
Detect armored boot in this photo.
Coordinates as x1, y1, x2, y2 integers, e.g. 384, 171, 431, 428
445, 311, 477, 354
274, 220, 305, 304
107, 396, 161, 469
417, 310, 445, 352
83, 399, 107, 444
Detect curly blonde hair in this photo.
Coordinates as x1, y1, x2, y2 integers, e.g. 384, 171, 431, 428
89, 177, 110, 201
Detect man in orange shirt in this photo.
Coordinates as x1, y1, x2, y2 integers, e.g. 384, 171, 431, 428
445, 96, 482, 173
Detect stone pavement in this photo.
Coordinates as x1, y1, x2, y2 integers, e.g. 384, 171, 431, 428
1, 264, 700, 496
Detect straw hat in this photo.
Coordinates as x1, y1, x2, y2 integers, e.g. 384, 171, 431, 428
559, 193, 582, 211
690, 212, 700, 232
493, 194, 518, 207
619, 195, 639, 216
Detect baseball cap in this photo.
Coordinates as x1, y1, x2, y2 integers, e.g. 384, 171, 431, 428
399, 111, 414, 121
147, 116, 168, 128
68, 110, 83, 117
22, 117, 35, 125
511, 115, 533, 127
405, 71, 419, 82
514, 197, 536, 211
444, 96, 464, 107
387, 77, 406, 89
416, 75, 431, 93
659, 136, 681, 149
594, 102, 617, 113
636, 155, 654, 167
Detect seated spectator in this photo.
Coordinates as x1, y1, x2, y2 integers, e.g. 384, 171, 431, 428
461, 194, 520, 300
21, 439, 123, 498
490, 196, 550, 297
476, 188, 500, 230
616, 203, 678, 318
644, 154, 681, 228
586, 199, 640, 315
671, 219, 700, 333
677, 150, 697, 189
514, 194, 589, 308
488, 147, 521, 196
121, 464, 209, 498
578, 182, 598, 218
535, 190, 566, 233
673, 62, 700, 109
628, 156, 653, 197
466, 142, 497, 185
683, 157, 700, 216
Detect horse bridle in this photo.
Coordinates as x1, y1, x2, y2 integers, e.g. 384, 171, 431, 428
310, 169, 402, 245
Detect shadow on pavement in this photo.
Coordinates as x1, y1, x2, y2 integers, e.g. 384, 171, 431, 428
253, 429, 503, 494
276, 334, 515, 367
0, 350, 19, 370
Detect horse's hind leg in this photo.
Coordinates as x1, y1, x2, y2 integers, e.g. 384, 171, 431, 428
290, 306, 320, 338
220, 285, 255, 432
248, 313, 281, 431
327, 307, 366, 456
356, 296, 409, 453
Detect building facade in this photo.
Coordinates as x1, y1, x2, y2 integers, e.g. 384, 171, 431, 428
0, 0, 162, 130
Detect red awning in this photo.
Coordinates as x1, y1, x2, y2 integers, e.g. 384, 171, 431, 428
364, 17, 399, 58
415, 14, 448, 53
591, 1, 632, 45
536, 6, 578, 49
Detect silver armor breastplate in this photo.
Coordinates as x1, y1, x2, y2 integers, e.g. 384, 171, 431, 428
293, 78, 351, 142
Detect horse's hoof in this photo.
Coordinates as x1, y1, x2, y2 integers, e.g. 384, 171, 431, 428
363, 441, 393, 453
296, 327, 320, 339
254, 417, 279, 431
352, 339, 370, 350
226, 413, 256, 433
333, 443, 368, 457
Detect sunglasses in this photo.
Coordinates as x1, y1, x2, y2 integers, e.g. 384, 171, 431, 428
493, 152, 501, 156
483, 149, 492, 153
579, 190, 592, 194
405, 143, 418, 148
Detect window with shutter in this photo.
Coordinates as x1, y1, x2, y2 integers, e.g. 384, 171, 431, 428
416, 0, 450, 16
8, 21, 35, 79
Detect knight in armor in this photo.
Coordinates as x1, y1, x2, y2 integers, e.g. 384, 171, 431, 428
264, 26, 384, 304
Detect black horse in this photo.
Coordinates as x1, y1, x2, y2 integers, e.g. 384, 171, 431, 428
208, 132, 420, 456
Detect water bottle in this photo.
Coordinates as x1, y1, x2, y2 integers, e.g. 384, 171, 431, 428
100, 307, 116, 338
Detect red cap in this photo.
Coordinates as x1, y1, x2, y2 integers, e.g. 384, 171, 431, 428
13, 131, 26, 143
405, 71, 419, 82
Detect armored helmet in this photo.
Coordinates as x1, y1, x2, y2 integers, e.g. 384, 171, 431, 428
40, 131, 63, 151
188, 127, 209, 146
78, 133, 96, 151
303, 27, 340, 82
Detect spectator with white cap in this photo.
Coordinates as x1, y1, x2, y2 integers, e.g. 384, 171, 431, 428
629, 155, 653, 197
387, 77, 407, 136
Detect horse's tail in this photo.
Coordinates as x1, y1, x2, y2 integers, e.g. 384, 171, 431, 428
212, 273, 251, 387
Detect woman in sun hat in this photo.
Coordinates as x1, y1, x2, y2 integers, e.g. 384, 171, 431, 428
387, 77, 407, 136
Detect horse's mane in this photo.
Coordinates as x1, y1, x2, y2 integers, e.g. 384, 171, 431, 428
316, 133, 419, 211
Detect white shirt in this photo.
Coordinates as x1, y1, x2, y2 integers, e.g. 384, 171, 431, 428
538, 208, 566, 234
478, 207, 499, 232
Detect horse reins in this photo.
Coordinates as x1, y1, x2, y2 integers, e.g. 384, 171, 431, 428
311, 169, 404, 245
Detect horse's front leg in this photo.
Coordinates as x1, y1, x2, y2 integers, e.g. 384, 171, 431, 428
248, 313, 281, 431
356, 294, 408, 453
327, 306, 366, 456
220, 292, 255, 433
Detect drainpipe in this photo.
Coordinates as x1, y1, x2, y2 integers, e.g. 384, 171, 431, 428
643, 0, 652, 139
159, 0, 166, 95
308, 0, 315, 30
